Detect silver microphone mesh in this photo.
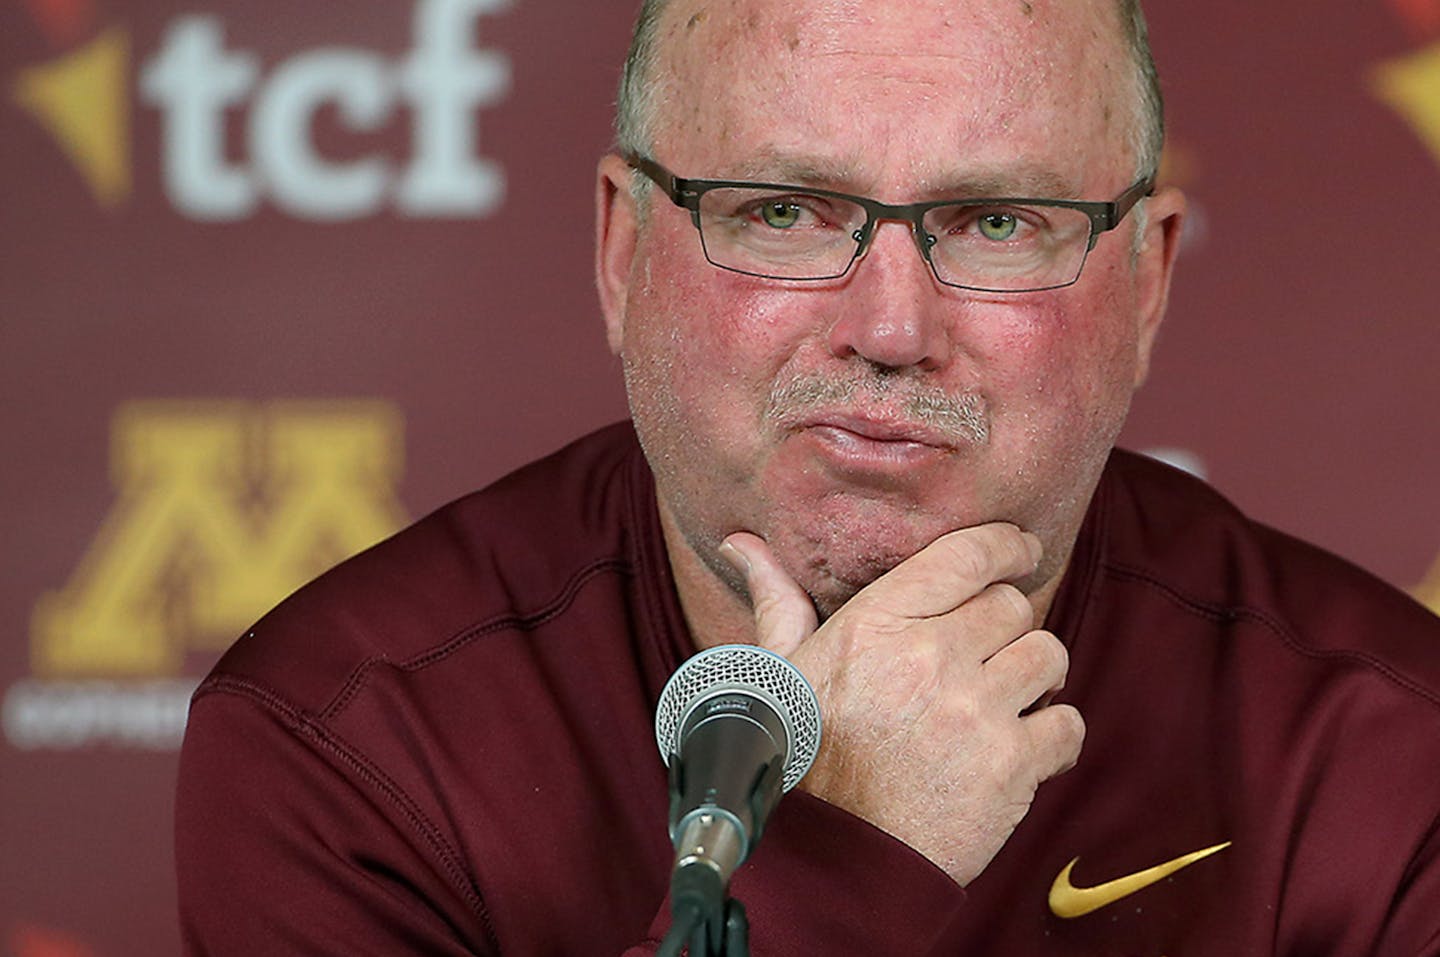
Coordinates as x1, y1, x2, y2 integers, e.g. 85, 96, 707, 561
655, 644, 822, 792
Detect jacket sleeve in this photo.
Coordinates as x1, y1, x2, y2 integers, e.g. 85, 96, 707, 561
176, 685, 495, 956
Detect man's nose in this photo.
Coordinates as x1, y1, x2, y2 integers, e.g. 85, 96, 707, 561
825, 219, 952, 372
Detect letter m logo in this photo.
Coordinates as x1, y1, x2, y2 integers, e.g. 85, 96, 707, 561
31, 401, 408, 676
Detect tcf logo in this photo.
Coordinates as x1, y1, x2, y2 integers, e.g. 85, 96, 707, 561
10, 0, 512, 220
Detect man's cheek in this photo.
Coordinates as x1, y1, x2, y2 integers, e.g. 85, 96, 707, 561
1002, 301, 1132, 399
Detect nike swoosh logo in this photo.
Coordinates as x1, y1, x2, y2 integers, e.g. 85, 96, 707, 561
1048, 841, 1232, 918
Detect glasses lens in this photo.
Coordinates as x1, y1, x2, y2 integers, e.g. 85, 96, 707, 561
696, 187, 865, 280
922, 203, 1095, 292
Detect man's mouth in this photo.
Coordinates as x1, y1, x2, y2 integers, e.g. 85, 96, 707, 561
765, 372, 991, 451
798, 412, 959, 450
785, 411, 964, 476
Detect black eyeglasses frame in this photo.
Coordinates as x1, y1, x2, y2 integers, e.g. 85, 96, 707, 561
626, 153, 1155, 292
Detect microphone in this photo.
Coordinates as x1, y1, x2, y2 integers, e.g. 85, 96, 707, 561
654, 644, 822, 916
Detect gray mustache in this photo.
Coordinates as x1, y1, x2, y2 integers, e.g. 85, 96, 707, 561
765, 372, 990, 446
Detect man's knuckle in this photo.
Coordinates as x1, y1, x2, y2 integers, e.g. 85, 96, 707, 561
942, 534, 992, 582
1051, 704, 1086, 750
1033, 631, 1069, 677
992, 583, 1033, 627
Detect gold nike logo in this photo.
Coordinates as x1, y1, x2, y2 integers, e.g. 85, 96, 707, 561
1048, 841, 1231, 918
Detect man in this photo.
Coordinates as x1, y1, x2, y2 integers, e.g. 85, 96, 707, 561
176, 0, 1440, 953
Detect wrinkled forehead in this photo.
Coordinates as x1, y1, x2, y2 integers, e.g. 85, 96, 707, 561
649, 0, 1136, 195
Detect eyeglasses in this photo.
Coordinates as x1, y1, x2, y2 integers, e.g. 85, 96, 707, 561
627, 155, 1153, 293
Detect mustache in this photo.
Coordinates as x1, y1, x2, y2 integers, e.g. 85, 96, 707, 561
764, 370, 991, 446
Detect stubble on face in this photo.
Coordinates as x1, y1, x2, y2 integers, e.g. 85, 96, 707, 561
632, 348, 1001, 619
761, 362, 998, 612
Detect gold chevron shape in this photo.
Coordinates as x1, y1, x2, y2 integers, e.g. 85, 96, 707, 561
12, 25, 131, 207
1049, 841, 1232, 919
1415, 550, 1440, 616
1371, 40, 1440, 168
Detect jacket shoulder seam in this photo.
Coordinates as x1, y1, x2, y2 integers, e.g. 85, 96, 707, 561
319, 556, 632, 720
1103, 560, 1440, 713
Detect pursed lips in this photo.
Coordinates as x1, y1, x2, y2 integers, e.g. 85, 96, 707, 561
797, 411, 959, 450
765, 374, 992, 453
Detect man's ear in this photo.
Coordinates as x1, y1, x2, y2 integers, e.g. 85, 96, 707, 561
1131, 184, 1186, 388
595, 153, 640, 355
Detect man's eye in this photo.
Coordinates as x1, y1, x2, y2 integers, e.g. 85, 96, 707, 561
760, 202, 802, 229
978, 213, 1018, 241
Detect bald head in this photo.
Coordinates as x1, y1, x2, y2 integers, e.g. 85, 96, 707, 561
615, 0, 1163, 183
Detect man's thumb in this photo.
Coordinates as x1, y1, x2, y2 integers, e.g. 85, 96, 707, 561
718, 532, 817, 658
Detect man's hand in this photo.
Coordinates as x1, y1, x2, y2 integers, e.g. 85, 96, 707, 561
719, 523, 1084, 887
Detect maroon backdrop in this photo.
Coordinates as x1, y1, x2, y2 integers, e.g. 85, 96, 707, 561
3, 1, 1437, 953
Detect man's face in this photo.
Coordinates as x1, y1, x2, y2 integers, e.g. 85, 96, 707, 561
598, 0, 1182, 616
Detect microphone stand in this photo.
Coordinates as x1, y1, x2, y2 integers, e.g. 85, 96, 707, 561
657, 750, 775, 957
657, 892, 749, 957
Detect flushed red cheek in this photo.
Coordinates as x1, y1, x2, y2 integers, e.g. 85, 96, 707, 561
985, 292, 1134, 402
657, 280, 816, 397
954, 302, 1074, 409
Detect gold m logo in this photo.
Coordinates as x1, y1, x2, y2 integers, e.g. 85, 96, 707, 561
31, 401, 407, 677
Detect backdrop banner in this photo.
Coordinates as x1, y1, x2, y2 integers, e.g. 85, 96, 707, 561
2, 1, 1437, 952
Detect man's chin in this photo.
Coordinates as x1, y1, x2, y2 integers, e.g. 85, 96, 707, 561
792, 550, 908, 621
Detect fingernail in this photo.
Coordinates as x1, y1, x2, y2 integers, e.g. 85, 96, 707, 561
1023, 532, 1043, 566
718, 539, 751, 575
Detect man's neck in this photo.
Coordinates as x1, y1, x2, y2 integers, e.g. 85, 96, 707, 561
659, 506, 764, 651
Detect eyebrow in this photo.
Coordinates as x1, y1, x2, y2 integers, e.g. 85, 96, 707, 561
724, 151, 859, 187
930, 169, 1081, 200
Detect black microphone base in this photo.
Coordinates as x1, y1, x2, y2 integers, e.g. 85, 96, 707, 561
660, 870, 750, 957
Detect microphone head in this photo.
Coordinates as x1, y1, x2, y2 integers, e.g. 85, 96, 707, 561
655, 644, 821, 791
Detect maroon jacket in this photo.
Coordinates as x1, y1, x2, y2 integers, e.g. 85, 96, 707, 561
175, 423, 1440, 955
